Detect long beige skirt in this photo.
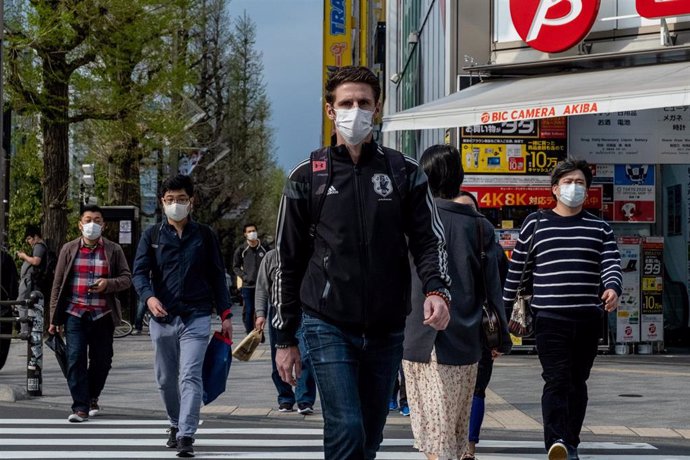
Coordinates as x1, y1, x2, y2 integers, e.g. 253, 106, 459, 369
403, 351, 478, 459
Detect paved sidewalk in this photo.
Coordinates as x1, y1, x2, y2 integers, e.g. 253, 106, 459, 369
2, 317, 690, 439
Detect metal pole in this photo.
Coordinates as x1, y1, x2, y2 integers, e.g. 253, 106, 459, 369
0, 0, 6, 289
26, 292, 43, 396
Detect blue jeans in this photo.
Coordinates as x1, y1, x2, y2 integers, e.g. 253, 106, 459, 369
268, 306, 316, 406
150, 314, 211, 439
65, 313, 114, 413
241, 287, 255, 333
300, 313, 403, 460
134, 298, 146, 330
535, 313, 600, 450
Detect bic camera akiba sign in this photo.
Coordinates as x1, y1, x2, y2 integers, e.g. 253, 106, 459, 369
510, 0, 690, 53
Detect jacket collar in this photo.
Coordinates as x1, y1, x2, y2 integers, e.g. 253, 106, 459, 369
330, 141, 378, 164
435, 198, 484, 217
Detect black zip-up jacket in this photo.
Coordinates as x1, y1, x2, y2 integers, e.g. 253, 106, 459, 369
273, 142, 451, 346
232, 241, 269, 288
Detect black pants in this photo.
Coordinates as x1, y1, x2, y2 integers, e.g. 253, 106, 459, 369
535, 313, 600, 450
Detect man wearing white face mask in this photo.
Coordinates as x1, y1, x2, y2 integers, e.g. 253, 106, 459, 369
233, 224, 269, 334
48, 205, 132, 423
133, 174, 233, 458
503, 159, 622, 460
274, 66, 451, 460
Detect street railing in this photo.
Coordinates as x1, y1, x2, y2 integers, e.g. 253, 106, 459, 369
0, 291, 44, 396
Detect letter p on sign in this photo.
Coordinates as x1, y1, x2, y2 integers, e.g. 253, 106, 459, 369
510, 0, 601, 53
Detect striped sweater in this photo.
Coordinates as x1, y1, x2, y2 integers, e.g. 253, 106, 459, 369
502, 210, 622, 314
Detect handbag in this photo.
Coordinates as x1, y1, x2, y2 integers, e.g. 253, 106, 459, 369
508, 212, 542, 337
45, 333, 68, 378
202, 331, 233, 405
231, 329, 263, 362
477, 220, 502, 349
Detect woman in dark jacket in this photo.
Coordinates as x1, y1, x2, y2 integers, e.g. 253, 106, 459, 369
403, 145, 511, 460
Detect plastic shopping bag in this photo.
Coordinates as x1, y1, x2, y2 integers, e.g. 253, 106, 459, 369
45, 333, 68, 378
202, 331, 233, 405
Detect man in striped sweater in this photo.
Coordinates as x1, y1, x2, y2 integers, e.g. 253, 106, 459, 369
503, 159, 622, 460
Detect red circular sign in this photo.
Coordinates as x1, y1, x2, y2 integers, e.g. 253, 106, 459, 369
509, 0, 601, 53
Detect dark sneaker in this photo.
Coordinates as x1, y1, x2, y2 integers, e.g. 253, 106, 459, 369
548, 440, 568, 460
68, 411, 89, 423
278, 402, 294, 412
566, 444, 580, 460
88, 399, 100, 417
131, 329, 142, 336
297, 403, 314, 415
166, 426, 179, 448
176, 436, 194, 457
388, 400, 398, 411
399, 405, 410, 416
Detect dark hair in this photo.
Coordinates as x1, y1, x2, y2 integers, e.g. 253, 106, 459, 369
80, 204, 104, 217
24, 224, 41, 238
325, 66, 381, 105
160, 174, 194, 197
419, 145, 464, 200
243, 223, 257, 233
458, 190, 480, 210
550, 159, 593, 188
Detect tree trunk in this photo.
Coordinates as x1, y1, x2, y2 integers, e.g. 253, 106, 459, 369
41, 70, 70, 253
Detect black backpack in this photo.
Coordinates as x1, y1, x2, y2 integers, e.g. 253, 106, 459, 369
33, 242, 57, 298
308, 145, 408, 238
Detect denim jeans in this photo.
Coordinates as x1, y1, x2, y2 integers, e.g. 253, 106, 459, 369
535, 313, 600, 450
64, 313, 114, 413
300, 313, 404, 460
268, 306, 316, 406
149, 314, 211, 439
134, 298, 146, 331
241, 287, 255, 333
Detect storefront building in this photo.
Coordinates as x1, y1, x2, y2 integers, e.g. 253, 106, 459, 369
383, 0, 690, 352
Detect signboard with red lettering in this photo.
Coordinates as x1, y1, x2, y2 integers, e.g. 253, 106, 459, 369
460, 118, 567, 175
637, 0, 690, 18
509, 0, 601, 53
640, 237, 664, 342
617, 238, 641, 343
463, 185, 602, 209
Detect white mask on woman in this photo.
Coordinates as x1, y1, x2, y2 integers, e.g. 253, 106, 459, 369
334, 107, 374, 146
164, 203, 190, 222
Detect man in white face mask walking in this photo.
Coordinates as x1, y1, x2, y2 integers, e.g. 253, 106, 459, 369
133, 174, 233, 457
233, 224, 269, 334
274, 66, 451, 460
48, 205, 132, 423
503, 159, 622, 460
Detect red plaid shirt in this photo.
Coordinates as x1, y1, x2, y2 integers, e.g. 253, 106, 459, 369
66, 239, 111, 320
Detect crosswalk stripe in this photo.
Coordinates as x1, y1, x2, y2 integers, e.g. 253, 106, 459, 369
0, 419, 173, 425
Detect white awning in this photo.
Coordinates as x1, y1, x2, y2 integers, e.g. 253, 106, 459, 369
382, 61, 690, 131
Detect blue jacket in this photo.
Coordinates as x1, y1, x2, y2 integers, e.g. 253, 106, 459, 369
132, 220, 231, 319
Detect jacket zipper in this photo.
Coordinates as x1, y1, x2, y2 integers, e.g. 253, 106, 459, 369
354, 163, 369, 327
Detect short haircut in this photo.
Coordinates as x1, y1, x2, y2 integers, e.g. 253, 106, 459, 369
243, 223, 257, 233
80, 204, 104, 217
419, 144, 464, 200
551, 159, 593, 189
160, 174, 194, 197
458, 190, 480, 210
24, 224, 42, 238
325, 66, 381, 105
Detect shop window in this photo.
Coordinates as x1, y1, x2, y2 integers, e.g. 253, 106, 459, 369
666, 184, 682, 236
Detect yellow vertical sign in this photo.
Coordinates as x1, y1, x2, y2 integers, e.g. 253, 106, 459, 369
322, 0, 353, 146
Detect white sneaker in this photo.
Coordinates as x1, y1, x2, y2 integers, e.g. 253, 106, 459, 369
548, 441, 568, 460
88, 400, 100, 417
68, 412, 89, 423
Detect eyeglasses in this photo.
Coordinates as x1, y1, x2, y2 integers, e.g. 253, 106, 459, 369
163, 198, 190, 206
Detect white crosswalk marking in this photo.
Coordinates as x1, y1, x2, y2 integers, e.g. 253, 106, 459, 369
0, 418, 686, 460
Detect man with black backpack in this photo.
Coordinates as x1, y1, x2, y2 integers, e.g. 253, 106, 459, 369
16, 225, 50, 335
273, 66, 452, 460
133, 174, 233, 458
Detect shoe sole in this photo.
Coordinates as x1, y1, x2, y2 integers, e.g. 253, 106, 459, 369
176, 451, 194, 458
88, 410, 99, 417
68, 416, 88, 423
297, 409, 314, 415
548, 443, 568, 460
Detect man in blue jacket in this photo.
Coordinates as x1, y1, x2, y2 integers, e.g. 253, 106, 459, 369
133, 174, 233, 458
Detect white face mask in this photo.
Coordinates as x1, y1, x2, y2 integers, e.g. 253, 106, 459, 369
334, 107, 374, 146
246, 231, 258, 241
81, 222, 102, 240
558, 183, 587, 208
164, 203, 190, 222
